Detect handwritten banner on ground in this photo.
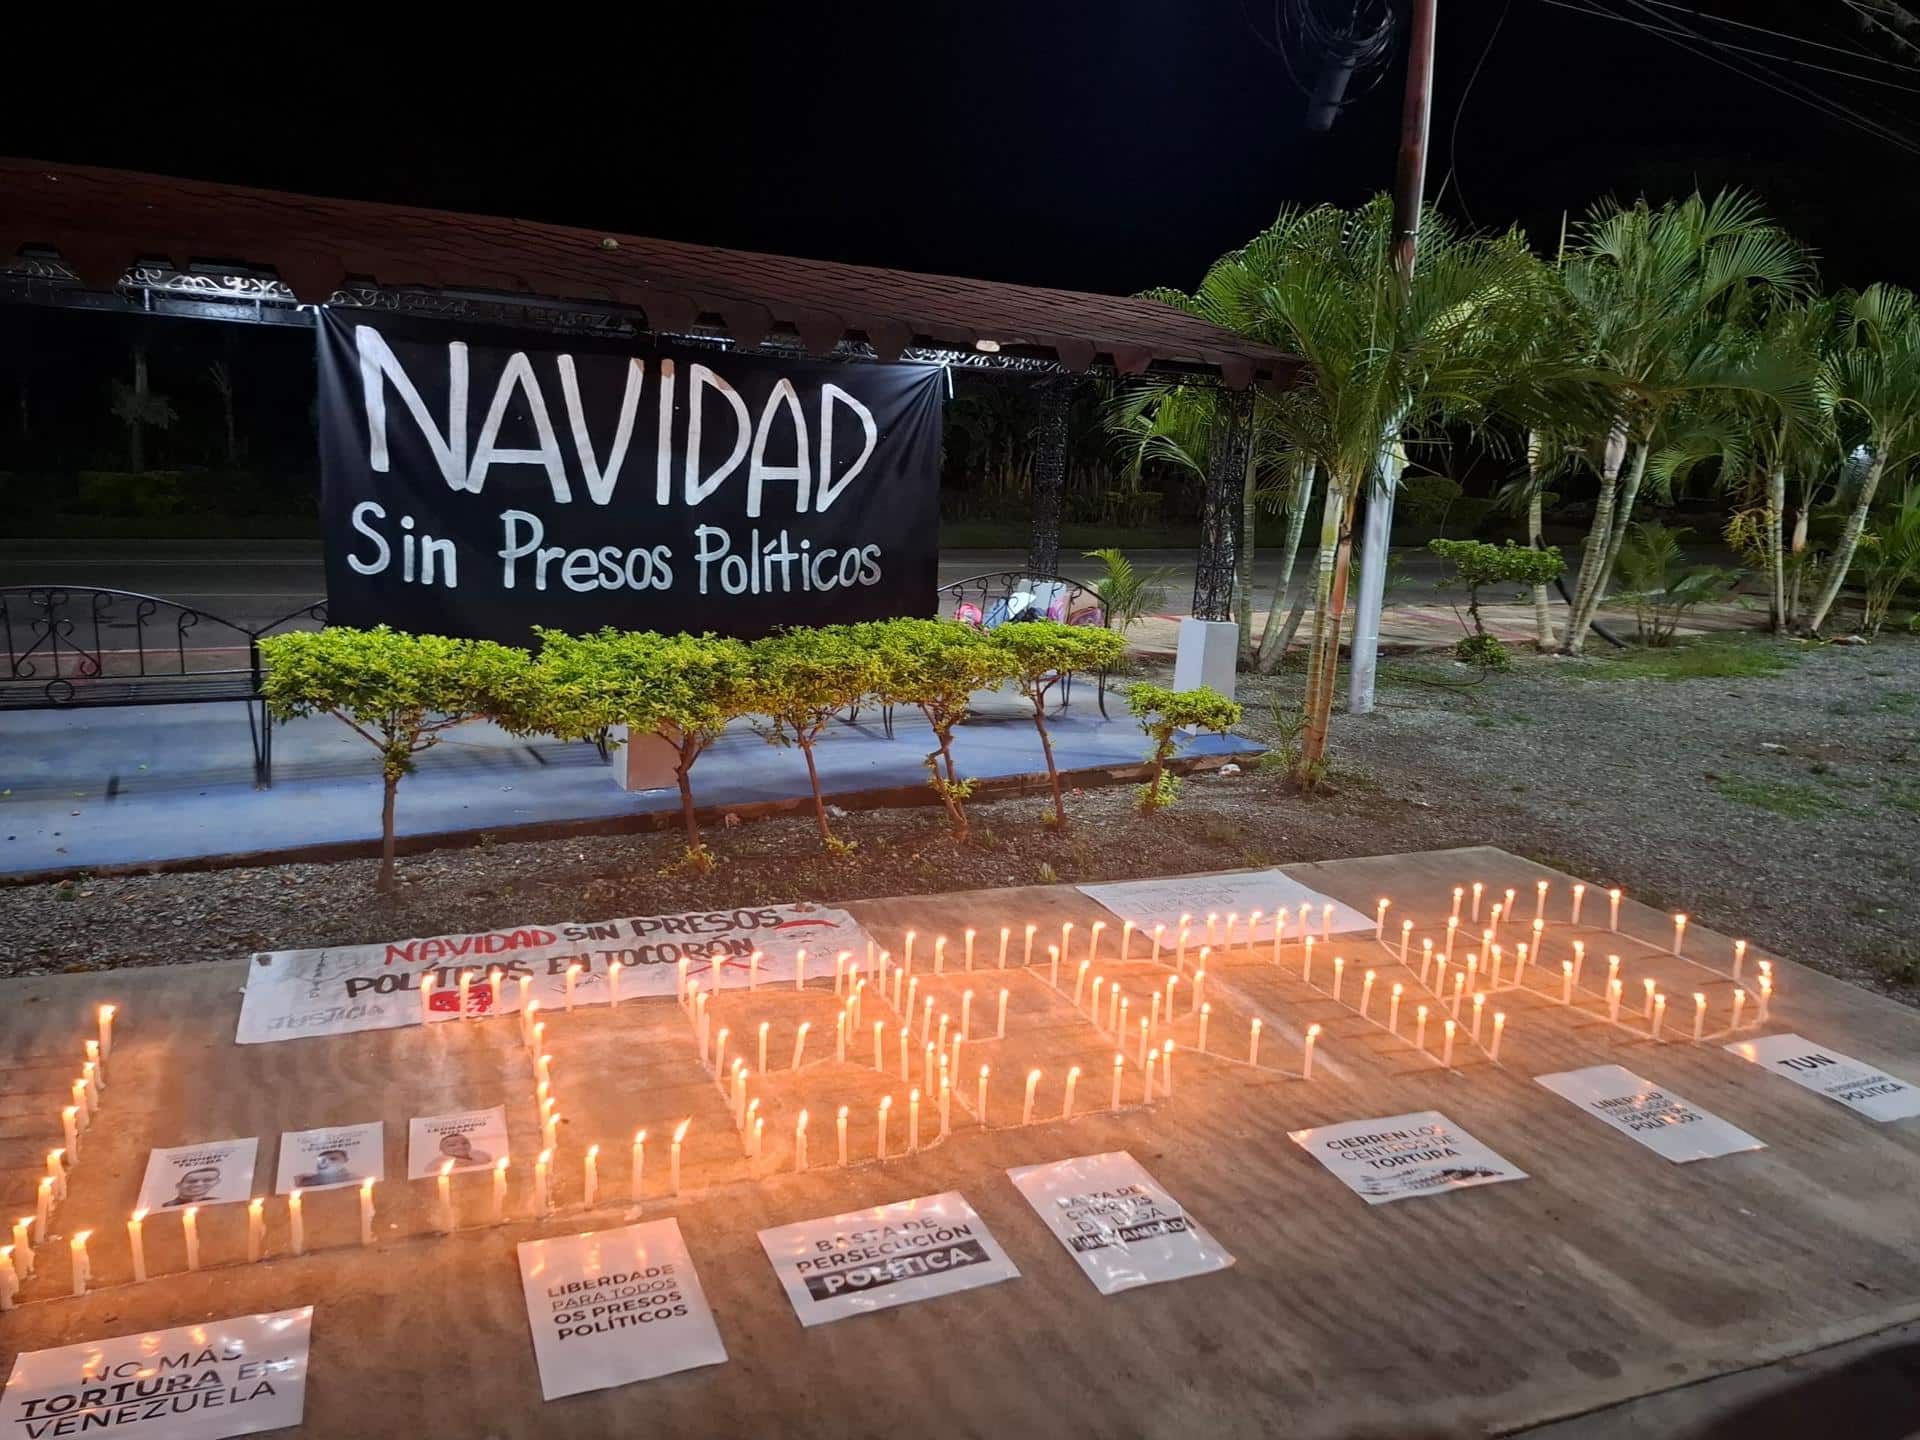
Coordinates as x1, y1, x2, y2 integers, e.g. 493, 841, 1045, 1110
1078, 869, 1372, 944
1289, 1111, 1528, 1205
1006, 1151, 1234, 1294
1535, 1065, 1765, 1163
235, 903, 873, 1043
136, 1138, 259, 1212
1725, 1033, 1920, 1123
516, 1219, 726, 1401
274, 1121, 384, 1195
408, 1107, 508, 1179
3, 1306, 311, 1440
757, 1191, 1019, 1326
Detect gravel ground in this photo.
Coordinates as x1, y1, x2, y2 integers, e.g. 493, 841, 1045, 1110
3, 633, 1916, 1008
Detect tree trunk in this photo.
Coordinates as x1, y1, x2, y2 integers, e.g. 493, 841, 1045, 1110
1806, 451, 1888, 634
1785, 502, 1811, 628
1765, 465, 1787, 632
1564, 431, 1649, 655
1560, 422, 1628, 654
800, 740, 833, 845
1255, 461, 1316, 671
934, 733, 969, 842
1297, 475, 1354, 784
1526, 432, 1555, 651
1029, 699, 1066, 826
674, 743, 702, 851
1235, 440, 1259, 667
377, 772, 400, 893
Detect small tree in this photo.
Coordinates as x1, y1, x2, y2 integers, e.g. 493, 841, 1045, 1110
1083, 548, 1174, 636
1859, 486, 1920, 636
258, 626, 534, 893
1429, 538, 1566, 670
1611, 522, 1743, 646
991, 621, 1128, 826
526, 628, 752, 860
1128, 684, 1242, 813
862, 618, 1016, 842
746, 627, 880, 850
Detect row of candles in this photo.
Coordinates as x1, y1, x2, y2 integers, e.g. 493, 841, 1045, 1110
3, 1006, 116, 1308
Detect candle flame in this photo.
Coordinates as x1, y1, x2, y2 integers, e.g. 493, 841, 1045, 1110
131, 1208, 147, 1224
673, 1118, 692, 1143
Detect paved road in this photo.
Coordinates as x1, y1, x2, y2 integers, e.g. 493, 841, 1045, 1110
0, 538, 1454, 635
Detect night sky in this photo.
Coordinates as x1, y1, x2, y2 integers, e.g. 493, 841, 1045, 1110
6, 2, 1916, 298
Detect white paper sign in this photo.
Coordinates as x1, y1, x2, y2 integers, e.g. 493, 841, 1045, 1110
407, 1107, 508, 1179
3, 1306, 311, 1440
235, 903, 874, 1044
136, 1138, 260, 1213
1726, 1033, 1920, 1123
274, 1121, 385, 1194
516, 1219, 726, 1401
1535, 1065, 1765, 1163
1289, 1110, 1527, 1204
1078, 869, 1372, 944
1006, 1150, 1234, 1294
757, 1191, 1019, 1326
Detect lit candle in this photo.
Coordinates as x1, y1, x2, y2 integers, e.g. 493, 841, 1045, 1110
1608, 978, 1623, 1023
1399, 919, 1413, 962
906, 976, 919, 1024
1533, 879, 1548, 923
997, 988, 1008, 1039
1304, 936, 1316, 983
97, 1004, 115, 1063
877, 1096, 892, 1159
1421, 937, 1434, 983
1444, 917, 1457, 965
1271, 910, 1289, 964
714, 1027, 731, 1081
1471, 991, 1486, 1041
82, 1060, 100, 1110
245, 1197, 264, 1262
1643, 977, 1657, 1018
1332, 955, 1346, 1003
1732, 939, 1747, 979
1442, 1019, 1457, 1068
1471, 882, 1483, 922
1161, 1039, 1176, 1095
751, 1116, 765, 1164
1149, 992, 1161, 1037
69, 1231, 90, 1297
1571, 883, 1586, 926
1385, 983, 1402, 1035
1375, 898, 1389, 941
1451, 886, 1464, 921
1023, 924, 1036, 968
85, 1037, 102, 1089
934, 935, 948, 974
12, 1218, 32, 1278
908, 1088, 922, 1151
1561, 961, 1574, 1005
1360, 969, 1376, 1019
127, 1209, 148, 1282
1732, 988, 1747, 1028
978, 1064, 993, 1124
360, 1177, 377, 1244
837, 1106, 850, 1165
1571, 940, 1585, 989
923, 1043, 935, 1096
533, 1150, 551, 1214
535, 1051, 553, 1088
48, 1149, 65, 1202
903, 930, 917, 973
1165, 976, 1179, 1021
34, 1179, 50, 1242
1609, 887, 1622, 931
1060, 923, 1075, 970
1176, 922, 1190, 971
732, 1066, 749, 1128
1415, 1005, 1429, 1051
1451, 971, 1465, 1013
1088, 921, 1105, 966
1049, 944, 1061, 989
0, 1248, 16, 1311
1302, 1024, 1321, 1079
1205, 913, 1218, 947
1249, 1016, 1264, 1065
1192, 968, 1206, 1014
61, 1106, 78, 1159
921, 995, 935, 1044
69, 1083, 87, 1134
1488, 947, 1503, 989
1143, 1047, 1158, 1103
671, 1119, 690, 1193
941, 1071, 954, 1135
1137, 1016, 1151, 1066
998, 927, 1011, 969
795, 1111, 809, 1172
1091, 976, 1106, 1024
795, 948, 808, 991
1490, 1011, 1507, 1062
183, 1207, 201, 1271
759, 1021, 770, 1074
898, 1028, 910, 1082
1491, 902, 1504, 932
1114, 991, 1127, 1038
433, 1160, 455, 1232
1672, 913, 1688, 956
959, 990, 975, 1040
1464, 952, 1479, 992
963, 929, 977, 971
834, 951, 847, 996
1198, 1003, 1211, 1053
836, 1011, 848, 1064
792, 1022, 810, 1071
459, 969, 474, 1019
1154, 923, 1167, 967
872, 1020, 885, 1070
1652, 993, 1667, 1040
1023, 1069, 1042, 1126
1121, 920, 1136, 962
1757, 975, 1772, 1024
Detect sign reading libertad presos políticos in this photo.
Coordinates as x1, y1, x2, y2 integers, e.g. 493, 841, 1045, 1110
316, 312, 945, 642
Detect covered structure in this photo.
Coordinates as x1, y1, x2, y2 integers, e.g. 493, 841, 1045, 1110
0, 158, 1300, 621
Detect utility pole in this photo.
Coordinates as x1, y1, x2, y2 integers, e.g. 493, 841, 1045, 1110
1347, 0, 1437, 716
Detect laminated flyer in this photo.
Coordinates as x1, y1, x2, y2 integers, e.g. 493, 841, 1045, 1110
757, 1191, 1019, 1326
1079, 869, 1371, 944
1725, 1033, 1920, 1123
517, 1219, 726, 1401
1288, 1110, 1527, 1205
1535, 1065, 1765, 1163
1006, 1150, 1234, 1294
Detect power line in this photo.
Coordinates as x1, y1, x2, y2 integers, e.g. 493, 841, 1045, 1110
1628, 0, 1920, 73
1435, 0, 1515, 227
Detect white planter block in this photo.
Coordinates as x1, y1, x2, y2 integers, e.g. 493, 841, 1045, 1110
607, 725, 680, 793
1172, 618, 1238, 701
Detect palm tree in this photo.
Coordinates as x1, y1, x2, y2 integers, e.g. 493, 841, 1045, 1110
1554, 191, 1812, 652
1186, 198, 1539, 779
1806, 283, 1920, 633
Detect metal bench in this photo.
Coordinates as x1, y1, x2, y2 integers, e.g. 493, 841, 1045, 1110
0, 586, 327, 786
936, 570, 1113, 716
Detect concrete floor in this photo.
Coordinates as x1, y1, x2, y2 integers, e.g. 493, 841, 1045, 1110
3, 848, 1918, 1437
0, 687, 1248, 877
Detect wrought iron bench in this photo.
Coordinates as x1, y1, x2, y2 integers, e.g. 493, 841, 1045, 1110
0, 586, 327, 786
936, 570, 1114, 716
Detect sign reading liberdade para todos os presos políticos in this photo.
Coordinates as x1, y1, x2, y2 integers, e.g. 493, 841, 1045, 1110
757, 1191, 1020, 1326
517, 1220, 726, 1401
1288, 1111, 1528, 1205
1725, 1033, 1920, 1122
317, 312, 944, 643
235, 903, 873, 1044
1007, 1151, 1234, 1294
1534, 1065, 1766, 1164
3, 1307, 311, 1440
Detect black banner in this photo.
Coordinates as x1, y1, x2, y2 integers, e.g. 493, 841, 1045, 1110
316, 312, 944, 642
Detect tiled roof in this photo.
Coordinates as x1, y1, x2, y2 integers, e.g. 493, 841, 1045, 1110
0, 158, 1298, 387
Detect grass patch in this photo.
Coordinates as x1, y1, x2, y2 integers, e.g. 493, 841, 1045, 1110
1571, 639, 1795, 682
1715, 776, 1845, 818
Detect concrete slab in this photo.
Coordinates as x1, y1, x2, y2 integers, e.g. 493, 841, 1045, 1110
0, 688, 1250, 877
2, 848, 1917, 1438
